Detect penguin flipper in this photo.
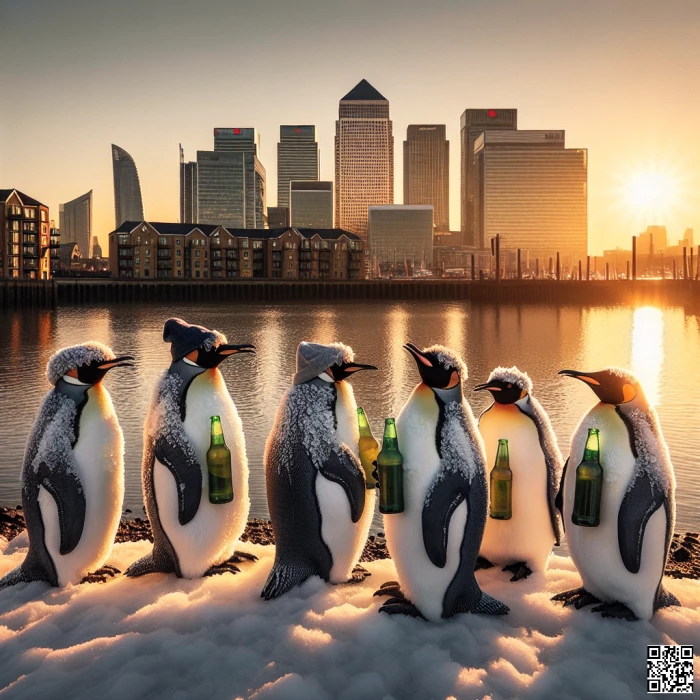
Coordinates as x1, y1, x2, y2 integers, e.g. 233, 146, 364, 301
154, 435, 202, 526
35, 460, 86, 556
261, 556, 319, 600
318, 446, 366, 524
422, 469, 468, 569
618, 471, 665, 574
554, 457, 568, 534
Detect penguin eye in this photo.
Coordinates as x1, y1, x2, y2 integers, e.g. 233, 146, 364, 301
507, 383, 512, 389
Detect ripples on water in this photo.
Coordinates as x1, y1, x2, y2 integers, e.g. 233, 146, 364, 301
0, 301, 697, 532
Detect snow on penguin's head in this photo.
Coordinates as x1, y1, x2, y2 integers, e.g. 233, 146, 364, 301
473, 366, 533, 405
403, 342, 467, 390
46, 342, 134, 386
558, 366, 649, 409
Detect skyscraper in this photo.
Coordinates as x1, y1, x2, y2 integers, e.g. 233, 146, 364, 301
197, 128, 267, 228
277, 126, 319, 210
59, 189, 93, 257
403, 125, 449, 233
368, 205, 434, 273
180, 144, 198, 224
474, 130, 587, 259
335, 79, 393, 239
290, 181, 333, 228
112, 144, 144, 228
460, 109, 517, 247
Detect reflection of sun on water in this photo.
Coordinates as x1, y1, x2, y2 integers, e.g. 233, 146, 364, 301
631, 306, 663, 407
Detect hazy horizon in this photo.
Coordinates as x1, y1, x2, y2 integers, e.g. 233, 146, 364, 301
1, 0, 698, 255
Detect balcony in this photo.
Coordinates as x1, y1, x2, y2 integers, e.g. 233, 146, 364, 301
226, 262, 238, 271
299, 251, 313, 261
157, 261, 171, 270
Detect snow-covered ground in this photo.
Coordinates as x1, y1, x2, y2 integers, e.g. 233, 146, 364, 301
0, 536, 698, 700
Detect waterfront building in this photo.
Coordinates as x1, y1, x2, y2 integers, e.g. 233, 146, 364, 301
368, 205, 433, 275
474, 130, 588, 260
180, 144, 198, 223
460, 109, 517, 247
197, 128, 267, 228
267, 207, 289, 227
277, 126, 319, 210
403, 125, 449, 233
109, 221, 363, 281
0, 189, 51, 279
59, 189, 93, 257
112, 144, 144, 228
637, 225, 668, 255
335, 79, 393, 240
56, 242, 83, 273
92, 236, 103, 259
290, 181, 333, 228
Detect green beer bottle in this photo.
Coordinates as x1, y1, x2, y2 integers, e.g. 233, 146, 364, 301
489, 439, 513, 520
207, 415, 234, 504
357, 407, 379, 489
572, 428, 603, 527
377, 418, 404, 514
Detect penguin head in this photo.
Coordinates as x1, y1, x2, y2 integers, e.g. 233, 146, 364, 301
404, 343, 466, 390
163, 318, 255, 370
293, 341, 377, 385
558, 367, 648, 409
474, 366, 532, 404
323, 360, 379, 383
46, 342, 134, 387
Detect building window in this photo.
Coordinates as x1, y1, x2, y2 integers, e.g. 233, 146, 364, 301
243, 251, 249, 259
176, 260, 181, 267
144, 269, 150, 277
24, 208, 35, 218
41, 211, 47, 222
159, 237, 167, 245
176, 249, 181, 256
240, 239, 248, 248
195, 250, 200, 258
253, 241, 263, 249
145, 249, 151, 257
287, 271, 293, 278
176, 239, 181, 246
195, 271, 200, 278
195, 261, 200, 268
177, 270, 182, 277
135, 258, 140, 265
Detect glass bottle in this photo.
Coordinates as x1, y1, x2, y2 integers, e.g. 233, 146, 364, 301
489, 438, 512, 520
207, 415, 233, 504
377, 418, 404, 514
572, 428, 603, 527
357, 407, 379, 489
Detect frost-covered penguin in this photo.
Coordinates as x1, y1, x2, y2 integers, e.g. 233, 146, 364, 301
125, 318, 256, 579
474, 366, 563, 580
552, 367, 680, 621
377, 343, 509, 621
261, 341, 378, 600
0, 343, 133, 589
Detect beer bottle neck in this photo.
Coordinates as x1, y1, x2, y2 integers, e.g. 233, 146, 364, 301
357, 408, 373, 438
210, 417, 225, 446
382, 419, 399, 451
495, 439, 509, 468
583, 428, 600, 462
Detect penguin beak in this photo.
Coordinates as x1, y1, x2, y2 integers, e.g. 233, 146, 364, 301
403, 343, 433, 368
330, 362, 379, 381
217, 344, 257, 356
473, 380, 501, 393
558, 369, 600, 386
97, 355, 135, 371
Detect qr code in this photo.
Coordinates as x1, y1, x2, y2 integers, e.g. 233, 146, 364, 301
647, 645, 694, 694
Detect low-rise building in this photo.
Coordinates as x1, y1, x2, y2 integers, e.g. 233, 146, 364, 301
109, 222, 364, 280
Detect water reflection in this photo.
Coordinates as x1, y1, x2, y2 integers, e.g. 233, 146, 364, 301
632, 307, 664, 407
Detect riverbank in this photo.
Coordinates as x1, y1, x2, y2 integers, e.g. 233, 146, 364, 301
1, 506, 697, 577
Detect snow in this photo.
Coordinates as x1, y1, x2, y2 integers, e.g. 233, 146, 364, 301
46, 342, 115, 386
424, 344, 468, 381
28, 392, 78, 477
486, 366, 533, 394
1, 538, 697, 700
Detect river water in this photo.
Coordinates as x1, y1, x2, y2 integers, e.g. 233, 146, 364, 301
0, 301, 697, 532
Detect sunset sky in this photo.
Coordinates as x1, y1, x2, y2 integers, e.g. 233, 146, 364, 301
1, 0, 698, 254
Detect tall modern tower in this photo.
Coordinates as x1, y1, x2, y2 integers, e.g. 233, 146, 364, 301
180, 144, 198, 224
277, 126, 319, 211
335, 79, 393, 240
197, 128, 267, 228
403, 125, 449, 233
460, 109, 517, 247
111, 144, 144, 227
59, 189, 93, 257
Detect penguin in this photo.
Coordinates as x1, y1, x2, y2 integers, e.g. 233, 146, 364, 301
552, 367, 680, 621
261, 341, 378, 600
377, 343, 509, 621
125, 318, 256, 579
474, 366, 563, 581
0, 343, 133, 589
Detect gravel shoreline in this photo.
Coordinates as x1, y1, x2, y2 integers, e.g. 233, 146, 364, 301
1, 506, 698, 577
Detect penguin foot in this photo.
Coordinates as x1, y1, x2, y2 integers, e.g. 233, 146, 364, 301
502, 562, 532, 582
591, 602, 638, 621
229, 550, 259, 564
373, 581, 405, 599
205, 561, 241, 577
379, 598, 425, 619
346, 565, 371, 583
474, 556, 494, 571
81, 565, 121, 584
551, 587, 601, 609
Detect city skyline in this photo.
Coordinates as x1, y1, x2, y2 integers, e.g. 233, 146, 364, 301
1, 0, 699, 254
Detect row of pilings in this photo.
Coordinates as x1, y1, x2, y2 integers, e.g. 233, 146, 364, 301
1, 279, 699, 310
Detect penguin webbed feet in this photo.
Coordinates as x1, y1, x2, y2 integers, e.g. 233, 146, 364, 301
474, 556, 494, 571
347, 564, 371, 583
373, 580, 403, 599
469, 591, 510, 616
205, 561, 241, 577
590, 601, 638, 621
229, 550, 259, 564
551, 587, 601, 609
502, 561, 532, 582
81, 564, 121, 584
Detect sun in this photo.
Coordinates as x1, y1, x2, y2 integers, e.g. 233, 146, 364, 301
623, 168, 679, 223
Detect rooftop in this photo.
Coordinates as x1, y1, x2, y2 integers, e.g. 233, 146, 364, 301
340, 79, 387, 102
0, 188, 46, 207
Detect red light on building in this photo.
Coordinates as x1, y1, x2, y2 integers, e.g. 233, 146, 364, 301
214, 129, 220, 135
234, 128, 241, 135
488, 109, 497, 118
296, 128, 301, 133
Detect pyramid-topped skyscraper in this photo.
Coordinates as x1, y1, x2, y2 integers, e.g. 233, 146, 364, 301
334, 79, 393, 240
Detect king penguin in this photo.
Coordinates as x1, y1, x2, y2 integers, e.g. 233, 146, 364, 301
261, 341, 378, 600
552, 367, 680, 621
474, 366, 563, 580
377, 343, 509, 621
0, 343, 133, 589
125, 318, 256, 579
